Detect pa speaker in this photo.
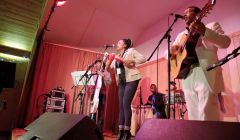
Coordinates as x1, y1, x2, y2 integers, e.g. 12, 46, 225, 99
135, 119, 240, 140
19, 112, 102, 140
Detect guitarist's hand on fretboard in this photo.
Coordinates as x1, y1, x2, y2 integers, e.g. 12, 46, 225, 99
189, 22, 206, 36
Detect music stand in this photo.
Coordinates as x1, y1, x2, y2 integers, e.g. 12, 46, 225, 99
71, 71, 95, 114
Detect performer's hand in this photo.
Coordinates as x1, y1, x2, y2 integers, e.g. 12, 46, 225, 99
97, 70, 104, 77
189, 22, 206, 36
124, 59, 135, 68
115, 56, 124, 62
105, 53, 116, 70
170, 45, 179, 55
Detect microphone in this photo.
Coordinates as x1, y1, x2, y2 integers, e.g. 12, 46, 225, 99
206, 58, 227, 71
105, 53, 115, 69
87, 63, 95, 68
102, 52, 109, 62
232, 46, 240, 54
170, 13, 185, 19
104, 44, 115, 48
87, 59, 99, 68
108, 53, 116, 62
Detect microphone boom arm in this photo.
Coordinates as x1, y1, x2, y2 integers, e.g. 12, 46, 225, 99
206, 46, 240, 71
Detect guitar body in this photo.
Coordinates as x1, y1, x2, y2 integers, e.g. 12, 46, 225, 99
171, 34, 200, 79
170, 47, 188, 79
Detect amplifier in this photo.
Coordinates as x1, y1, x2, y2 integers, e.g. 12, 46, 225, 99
45, 106, 64, 113
44, 88, 66, 113
51, 90, 65, 99
46, 98, 65, 107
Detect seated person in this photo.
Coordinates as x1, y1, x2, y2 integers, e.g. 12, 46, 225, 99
146, 84, 166, 119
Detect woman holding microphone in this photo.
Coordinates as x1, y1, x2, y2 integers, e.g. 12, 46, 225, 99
106, 38, 146, 140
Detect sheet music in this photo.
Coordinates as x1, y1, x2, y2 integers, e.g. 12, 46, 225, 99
71, 71, 95, 86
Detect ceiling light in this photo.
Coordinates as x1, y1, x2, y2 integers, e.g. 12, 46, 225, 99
0, 53, 29, 62
56, 0, 67, 7
0, 45, 31, 60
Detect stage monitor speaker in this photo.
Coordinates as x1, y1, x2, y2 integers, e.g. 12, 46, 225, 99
135, 119, 240, 140
19, 112, 102, 140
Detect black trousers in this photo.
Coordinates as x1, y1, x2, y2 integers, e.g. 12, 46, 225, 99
118, 80, 139, 128
91, 94, 106, 133
152, 106, 167, 119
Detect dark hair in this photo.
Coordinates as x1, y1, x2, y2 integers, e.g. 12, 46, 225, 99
122, 38, 133, 49
94, 59, 102, 64
188, 6, 201, 14
150, 84, 156, 87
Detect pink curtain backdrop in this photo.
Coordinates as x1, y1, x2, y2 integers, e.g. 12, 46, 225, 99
132, 31, 240, 121
24, 42, 119, 131
218, 31, 240, 121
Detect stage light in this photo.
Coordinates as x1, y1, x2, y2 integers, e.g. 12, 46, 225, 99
56, 0, 67, 7
0, 44, 30, 61
0, 53, 29, 62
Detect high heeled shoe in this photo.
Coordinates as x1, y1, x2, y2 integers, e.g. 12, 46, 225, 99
122, 130, 131, 140
117, 130, 124, 140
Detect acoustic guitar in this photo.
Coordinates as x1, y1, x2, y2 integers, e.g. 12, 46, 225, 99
170, 0, 216, 79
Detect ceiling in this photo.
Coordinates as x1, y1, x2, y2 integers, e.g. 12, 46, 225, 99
0, 0, 46, 51
0, 0, 46, 60
41, 0, 192, 51
0, 0, 192, 59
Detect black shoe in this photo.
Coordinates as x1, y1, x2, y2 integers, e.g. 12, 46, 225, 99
117, 130, 124, 140
122, 130, 131, 140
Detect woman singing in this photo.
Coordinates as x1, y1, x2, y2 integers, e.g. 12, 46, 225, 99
106, 38, 146, 140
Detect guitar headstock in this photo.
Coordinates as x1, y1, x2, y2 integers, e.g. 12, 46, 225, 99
211, 0, 216, 6
197, 0, 216, 21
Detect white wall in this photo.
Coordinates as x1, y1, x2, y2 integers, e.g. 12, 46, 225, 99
135, 0, 240, 60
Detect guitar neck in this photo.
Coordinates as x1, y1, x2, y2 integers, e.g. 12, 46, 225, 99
181, 0, 216, 50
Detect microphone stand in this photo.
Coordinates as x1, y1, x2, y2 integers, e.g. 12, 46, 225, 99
77, 73, 95, 114
104, 46, 109, 52
172, 80, 176, 119
206, 46, 240, 71
139, 87, 143, 129
147, 16, 181, 119
70, 62, 95, 114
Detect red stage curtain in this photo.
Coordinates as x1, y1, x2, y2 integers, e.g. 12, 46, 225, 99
24, 42, 118, 131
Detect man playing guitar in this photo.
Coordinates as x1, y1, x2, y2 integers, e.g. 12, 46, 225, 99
170, 3, 231, 121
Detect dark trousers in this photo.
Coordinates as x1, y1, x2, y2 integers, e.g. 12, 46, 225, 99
118, 80, 139, 128
152, 106, 167, 119
91, 94, 106, 133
